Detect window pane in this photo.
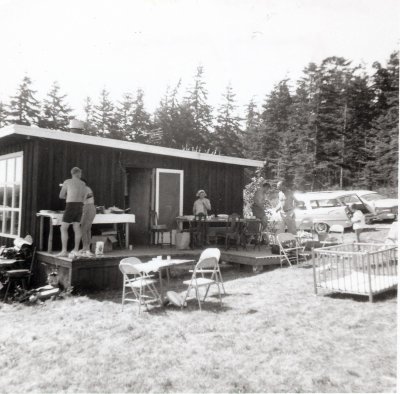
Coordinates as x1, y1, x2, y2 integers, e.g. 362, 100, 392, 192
5, 186, 12, 207
6, 159, 15, 182
5, 210, 11, 234
0, 186, 4, 206
14, 184, 20, 209
15, 156, 22, 183
0, 211, 4, 233
0, 160, 5, 183
12, 212, 19, 235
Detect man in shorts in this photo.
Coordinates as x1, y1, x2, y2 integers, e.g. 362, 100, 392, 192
57, 167, 87, 257
276, 181, 297, 235
252, 182, 271, 229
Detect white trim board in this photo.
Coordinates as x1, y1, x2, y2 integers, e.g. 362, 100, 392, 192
0, 124, 265, 168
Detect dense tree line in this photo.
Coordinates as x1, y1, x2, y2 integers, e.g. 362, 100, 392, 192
0, 52, 397, 190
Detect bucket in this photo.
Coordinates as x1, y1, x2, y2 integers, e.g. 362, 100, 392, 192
175, 232, 190, 250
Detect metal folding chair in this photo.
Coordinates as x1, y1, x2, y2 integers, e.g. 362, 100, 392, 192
276, 233, 305, 267
119, 257, 161, 315
182, 249, 223, 310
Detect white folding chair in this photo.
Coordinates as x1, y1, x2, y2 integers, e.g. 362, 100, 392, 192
321, 224, 344, 247
276, 233, 305, 267
119, 257, 161, 315
198, 248, 225, 294
182, 251, 223, 310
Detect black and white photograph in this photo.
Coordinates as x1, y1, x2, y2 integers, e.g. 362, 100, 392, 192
0, 0, 398, 392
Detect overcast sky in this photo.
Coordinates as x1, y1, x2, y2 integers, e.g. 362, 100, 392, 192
0, 0, 398, 117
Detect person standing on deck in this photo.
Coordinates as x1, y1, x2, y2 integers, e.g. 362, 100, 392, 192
276, 180, 296, 235
252, 182, 271, 229
80, 180, 96, 257
57, 167, 86, 258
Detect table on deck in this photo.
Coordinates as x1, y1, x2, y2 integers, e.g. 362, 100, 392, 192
176, 216, 262, 247
37, 211, 136, 252
133, 258, 195, 303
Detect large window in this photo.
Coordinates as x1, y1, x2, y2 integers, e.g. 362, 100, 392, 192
0, 152, 23, 237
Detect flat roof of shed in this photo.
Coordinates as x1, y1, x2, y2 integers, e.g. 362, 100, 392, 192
0, 125, 265, 167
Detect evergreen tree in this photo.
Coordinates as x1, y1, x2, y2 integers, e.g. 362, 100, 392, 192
260, 80, 292, 181
213, 84, 243, 156
38, 81, 73, 130
183, 66, 213, 149
154, 81, 184, 147
0, 101, 7, 128
82, 96, 97, 135
7, 76, 41, 126
93, 89, 119, 138
131, 89, 152, 143
242, 98, 263, 160
368, 51, 399, 187
115, 92, 135, 140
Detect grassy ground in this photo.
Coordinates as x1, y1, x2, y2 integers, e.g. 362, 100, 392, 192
0, 225, 397, 393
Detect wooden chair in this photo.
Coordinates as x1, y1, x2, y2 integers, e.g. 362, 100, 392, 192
216, 213, 241, 250
3, 248, 36, 302
149, 210, 172, 248
188, 213, 206, 249
182, 249, 223, 310
119, 257, 161, 315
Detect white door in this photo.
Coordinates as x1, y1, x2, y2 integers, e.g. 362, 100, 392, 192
154, 169, 184, 229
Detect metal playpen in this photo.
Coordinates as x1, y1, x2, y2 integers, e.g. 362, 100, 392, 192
312, 243, 398, 302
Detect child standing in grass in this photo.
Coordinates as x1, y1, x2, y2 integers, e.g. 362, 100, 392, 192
349, 203, 366, 242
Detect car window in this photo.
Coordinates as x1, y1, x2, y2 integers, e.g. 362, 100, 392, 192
362, 193, 385, 201
310, 199, 342, 209
295, 199, 306, 210
340, 194, 359, 203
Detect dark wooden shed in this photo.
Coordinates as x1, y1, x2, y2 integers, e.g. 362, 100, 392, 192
0, 125, 263, 247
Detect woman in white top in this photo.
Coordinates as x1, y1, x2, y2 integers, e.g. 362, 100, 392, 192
80, 181, 96, 257
193, 190, 211, 216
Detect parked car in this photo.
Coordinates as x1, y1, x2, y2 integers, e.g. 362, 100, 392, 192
267, 191, 354, 233
292, 191, 353, 233
354, 190, 398, 222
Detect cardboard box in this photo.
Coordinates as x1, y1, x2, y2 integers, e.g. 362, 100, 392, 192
90, 235, 117, 253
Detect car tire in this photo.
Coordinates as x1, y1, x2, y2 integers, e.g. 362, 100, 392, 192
314, 222, 329, 233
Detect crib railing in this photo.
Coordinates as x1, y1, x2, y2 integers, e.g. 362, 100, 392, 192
312, 243, 398, 302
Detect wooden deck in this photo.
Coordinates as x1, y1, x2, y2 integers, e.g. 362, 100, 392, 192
35, 245, 282, 291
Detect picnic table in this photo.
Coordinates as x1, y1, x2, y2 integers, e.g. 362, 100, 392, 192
133, 258, 195, 303
37, 210, 136, 252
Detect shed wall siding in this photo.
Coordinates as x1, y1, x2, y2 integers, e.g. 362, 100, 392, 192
1, 138, 246, 246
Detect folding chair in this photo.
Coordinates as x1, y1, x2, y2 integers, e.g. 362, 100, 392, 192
276, 233, 305, 267
198, 248, 225, 294
321, 224, 344, 247
119, 257, 161, 315
182, 250, 223, 310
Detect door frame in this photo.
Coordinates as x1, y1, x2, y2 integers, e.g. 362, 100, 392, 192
154, 169, 184, 217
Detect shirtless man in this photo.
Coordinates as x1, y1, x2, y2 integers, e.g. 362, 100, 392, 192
252, 182, 271, 229
57, 167, 87, 257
